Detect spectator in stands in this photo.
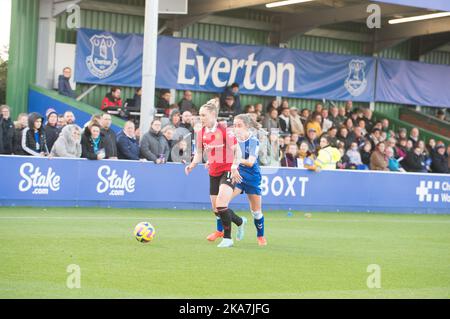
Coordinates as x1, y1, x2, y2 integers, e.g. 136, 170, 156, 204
116, 121, 140, 161
299, 128, 319, 154
306, 112, 323, 137
386, 137, 399, 158
130, 87, 142, 109
170, 139, 191, 164
278, 104, 292, 136
418, 140, 433, 171
140, 118, 169, 164
289, 107, 304, 136
381, 119, 390, 133
221, 83, 241, 114
81, 123, 113, 160
83, 114, 102, 130
316, 135, 341, 170
100, 113, 118, 159
169, 109, 181, 128
64, 111, 76, 125
254, 103, 264, 123
219, 95, 237, 118
346, 141, 363, 167
0, 105, 15, 154
321, 108, 333, 133
101, 87, 123, 112
58, 67, 76, 98
314, 103, 323, 114
357, 118, 368, 136
281, 142, 298, 167
336, 141, 352, 169
244, 104, 255, 114
403, 145, 426, 173
156, 90, 171, 114
362, 108, 374, 133
447, 145, 450, 171
386, 146, 404, 172
349, 126, 366, 148
370, 142, 389, 171
360, 142, 372, 167
21, 112, 49, 157
345, 100, 353, 115
178, 90, 196, 113
327, 126, 338, 147
408, 127, 420, 145
262, 107, 280, 132
397, 127, 407, 140
176, 110, 194, 139
349, 109, 360, 126
436, 109, 447, 122
300, 108, 310, 127
328, 106, 341, 128
345, 117, 354, 132
161, 125, 175, 162
338, 106, 347, 123
50, 124, 82, 158
367, 128, 381, 150
57, 114, 66, 129
12, 113, 28, 155
337, 126, 351, 150
297, 141, 315, 169
266, 99, 279, 113
44, 110, 60, 152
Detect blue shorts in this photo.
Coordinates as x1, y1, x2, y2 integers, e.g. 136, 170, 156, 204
235, 181, 262, 195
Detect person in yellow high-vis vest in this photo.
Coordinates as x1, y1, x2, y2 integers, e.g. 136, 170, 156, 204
314, 135, 342, 171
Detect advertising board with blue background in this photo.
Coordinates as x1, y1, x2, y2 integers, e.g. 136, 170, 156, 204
1, 156, 448, 214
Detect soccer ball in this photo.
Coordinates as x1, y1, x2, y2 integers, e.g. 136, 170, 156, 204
134, 222, 156, 243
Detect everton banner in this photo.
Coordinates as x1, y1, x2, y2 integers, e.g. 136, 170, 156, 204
75, 28, 144, 87
75, 28, 376, 102
376, 59, 450, 108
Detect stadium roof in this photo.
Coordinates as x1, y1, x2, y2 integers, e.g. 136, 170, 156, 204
69, 0, 450, 55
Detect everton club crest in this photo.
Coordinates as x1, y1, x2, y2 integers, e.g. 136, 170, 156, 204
344, 60, 367, 97
86, 34, 119, 79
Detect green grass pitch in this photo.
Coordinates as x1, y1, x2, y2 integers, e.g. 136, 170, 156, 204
0, 207, 449, 299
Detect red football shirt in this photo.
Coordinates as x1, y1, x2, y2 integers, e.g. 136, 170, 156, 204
197, 122, 237, 177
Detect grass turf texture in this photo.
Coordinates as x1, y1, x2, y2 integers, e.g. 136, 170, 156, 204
0, 207, 449, 299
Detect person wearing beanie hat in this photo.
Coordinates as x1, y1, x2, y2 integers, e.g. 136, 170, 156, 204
430, 142, 449, 173
44, 110, 61, 152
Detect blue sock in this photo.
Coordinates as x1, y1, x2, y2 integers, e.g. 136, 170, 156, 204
254, 216, 264, 237
216, 217, 224, 232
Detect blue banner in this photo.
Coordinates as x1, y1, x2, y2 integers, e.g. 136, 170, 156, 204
1, 156, 448, 214
75, 28, 143, 87
376, 59, 450, 108
75, 28, 376, 102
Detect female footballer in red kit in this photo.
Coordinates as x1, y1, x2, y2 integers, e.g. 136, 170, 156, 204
185, 99, 247, 248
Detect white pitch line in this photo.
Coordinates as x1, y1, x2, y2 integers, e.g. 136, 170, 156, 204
0, 216, 449, 224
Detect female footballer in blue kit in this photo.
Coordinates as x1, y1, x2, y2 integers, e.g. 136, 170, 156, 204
230, 114, 267, 246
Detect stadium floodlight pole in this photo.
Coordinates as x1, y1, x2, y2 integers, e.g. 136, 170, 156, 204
140, 0, 159, 134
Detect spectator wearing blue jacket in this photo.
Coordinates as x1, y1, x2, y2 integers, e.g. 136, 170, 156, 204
58, 67, 76, 98
386, 146, 405, 172
117, 121, 140, 160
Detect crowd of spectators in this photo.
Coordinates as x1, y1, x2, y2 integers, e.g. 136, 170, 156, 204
1, 79, 449, 174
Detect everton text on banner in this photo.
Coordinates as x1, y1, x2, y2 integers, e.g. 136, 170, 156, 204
75, 28, 376, 102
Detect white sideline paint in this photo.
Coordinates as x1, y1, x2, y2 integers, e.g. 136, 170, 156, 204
0, 216, 448, 224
